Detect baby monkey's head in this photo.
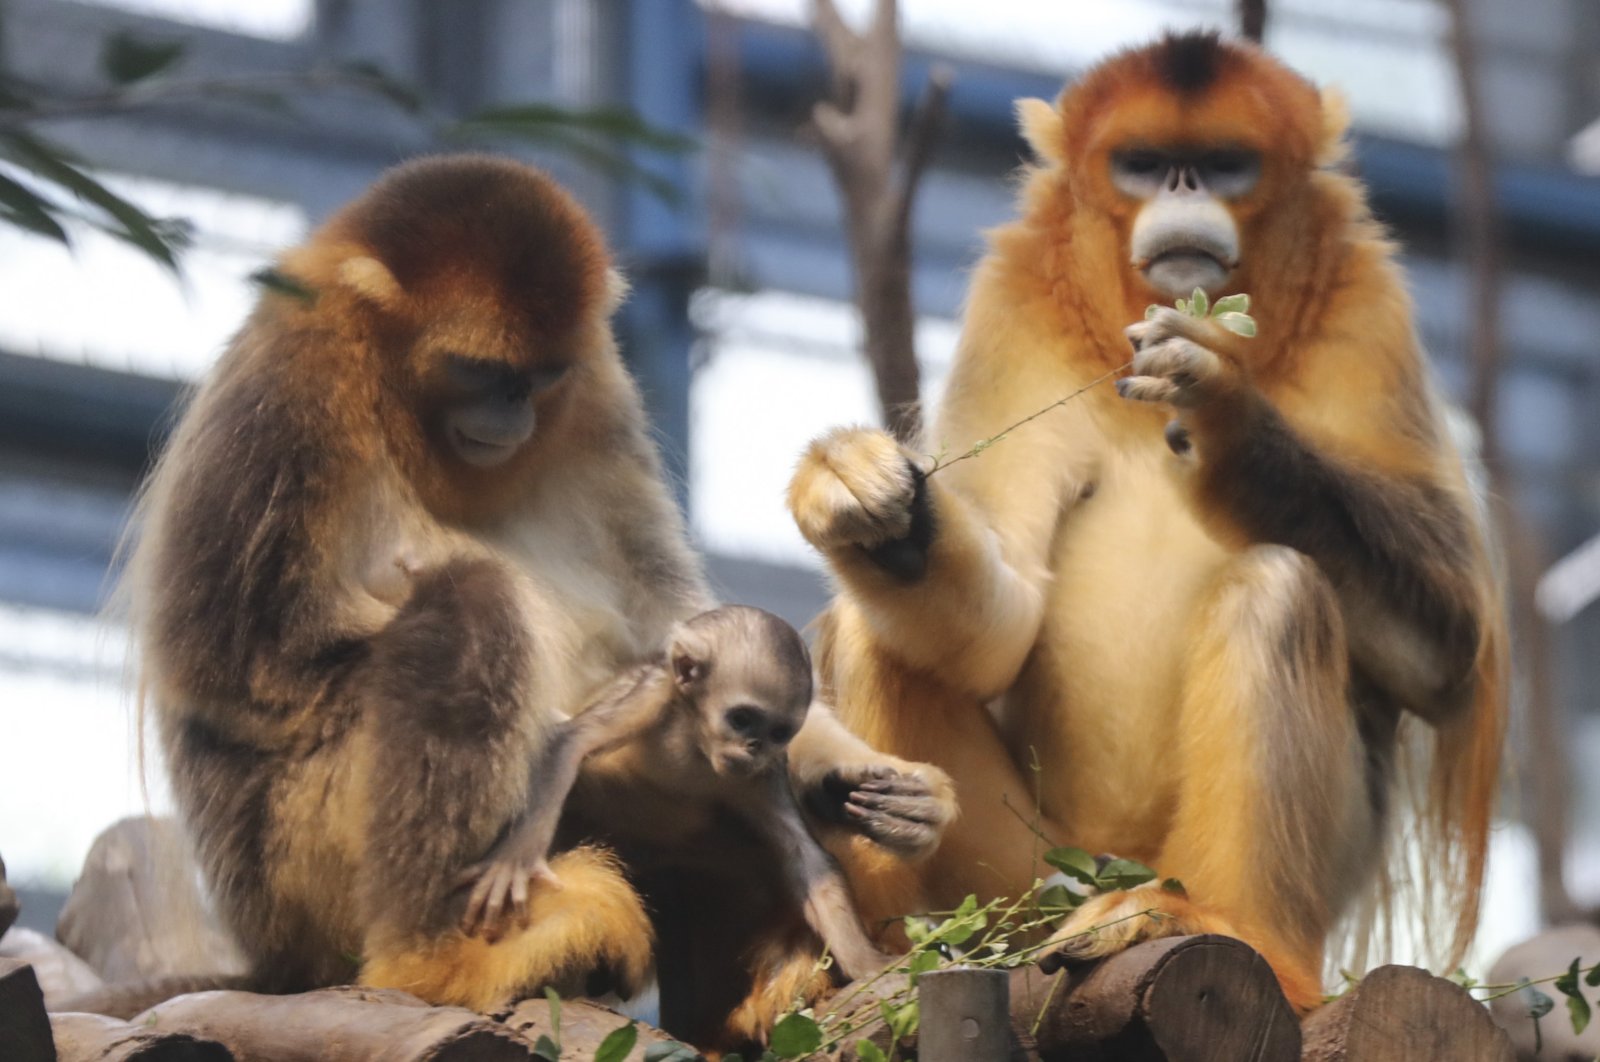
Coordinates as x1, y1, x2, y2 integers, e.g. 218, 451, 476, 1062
667, 606, 814, 778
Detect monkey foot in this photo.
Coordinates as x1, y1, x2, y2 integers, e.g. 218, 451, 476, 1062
1039, 884, 1324, 1013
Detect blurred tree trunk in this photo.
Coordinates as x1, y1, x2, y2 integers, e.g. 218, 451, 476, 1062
1238, 0, 1268, 42
809, 0, 950, 444
1443, 0, 1577, 925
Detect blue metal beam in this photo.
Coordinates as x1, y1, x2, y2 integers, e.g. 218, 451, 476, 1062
614, 0, 707, 503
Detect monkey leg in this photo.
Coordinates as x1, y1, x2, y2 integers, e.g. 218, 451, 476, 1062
355, 559, 652, 1010
1048, 545, 1375, 1011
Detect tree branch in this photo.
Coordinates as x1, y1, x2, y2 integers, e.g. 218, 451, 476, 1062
1237, 0, 1268, 43
808, 0, 947, 444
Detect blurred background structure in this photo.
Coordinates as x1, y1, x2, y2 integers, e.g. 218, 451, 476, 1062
0, 0, 1595, 977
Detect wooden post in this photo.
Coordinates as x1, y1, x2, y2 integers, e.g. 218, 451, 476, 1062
0, 957, 57, 1062
918, 966, 1010, 1062
1011, 934, 1301, 1061
1301, 965, 1514, 1062
50, 1011, 232, 1062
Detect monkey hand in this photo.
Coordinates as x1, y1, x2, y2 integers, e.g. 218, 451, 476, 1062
808, 763, 955, 858
789, 428, 932, 580
1118, 306, 1256, 454
455, 855, 563, 944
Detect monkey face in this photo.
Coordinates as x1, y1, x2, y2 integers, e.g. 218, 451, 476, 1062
1035, 31, 1328, 304
710, 697, 804, 778
427, 348, 571, 468
1114, 146, 1257, 299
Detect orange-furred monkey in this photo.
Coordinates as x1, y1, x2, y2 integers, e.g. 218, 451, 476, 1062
787, 32, 1506, 1010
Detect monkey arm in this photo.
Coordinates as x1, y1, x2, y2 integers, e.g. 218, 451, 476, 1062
788, 314, 1099, 700
740, 769, 893, 982
786, 702, 957, 859
1124, 305, 1487, 723
1187, 397, 1483, 722
458, 665, 667, 940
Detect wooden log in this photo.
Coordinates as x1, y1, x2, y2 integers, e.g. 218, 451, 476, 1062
0, 956, 57, 1062
1011, 934, 1301, 1061
56, 818, 245, 985
1, 852, 19, 938
495, 996, 685, 1059
1301, 964, 1514, 1062
132, 986, 535, 1061
50, 1011, 232, 1062
2, 928, 107, 1010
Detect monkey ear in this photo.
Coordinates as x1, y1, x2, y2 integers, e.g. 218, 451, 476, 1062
1017, 98, 1066, 165
670, 645, 705, 689
1314, 86, 1353, 168
337, 255, 406, 309
603, 268, 630, 315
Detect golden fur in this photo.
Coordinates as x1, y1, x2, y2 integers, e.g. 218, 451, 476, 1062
789, 35, 1505, 1010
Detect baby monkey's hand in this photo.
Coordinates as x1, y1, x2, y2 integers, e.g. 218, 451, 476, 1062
456, 847, 563, 943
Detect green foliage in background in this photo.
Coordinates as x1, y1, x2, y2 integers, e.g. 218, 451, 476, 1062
0, 3, 692, 270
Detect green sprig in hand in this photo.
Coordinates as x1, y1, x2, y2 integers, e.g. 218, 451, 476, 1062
926, 288, 1257, 476
1148, 287, 1257, 336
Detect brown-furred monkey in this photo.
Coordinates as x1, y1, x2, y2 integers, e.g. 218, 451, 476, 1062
787, 32, 1506, 1010
122, 155, 953, 1037
459, 605, 893, 1052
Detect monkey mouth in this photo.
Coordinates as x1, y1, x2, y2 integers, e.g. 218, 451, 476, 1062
451, 428, 519, 468
1138, 249, 1236, 299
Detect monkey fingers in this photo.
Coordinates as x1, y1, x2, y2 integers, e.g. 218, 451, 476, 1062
843, 776, 948, 855
457, 859, 562, 943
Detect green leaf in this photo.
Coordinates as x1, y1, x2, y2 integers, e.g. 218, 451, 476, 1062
545, 986, 562, 1046
1188, 287, 1209, 317
0, 129, 188, 269
1095, 858, 1157, 891
249, 267, 317, 304
856, 1041, 888, 1062
768, 1012, 822, 1058
937, 894, 985, 947
1211, 292, 1250, 316
334, 60, 424, 111
908, 948, 941, 983
1215, 311, 1257, 337
1043, 847, 1099, 886
1175, 298, 1189, 316
1519, 978, 1555, 1019
1037, 883, 1080, 910
1448, 968, 1479, 990
1554, 958, 1591, 1035
101, 31, 185, 85
594, 1023, 638, 1062
0, 172, 68, 244
643, 1043, 699, 1062
881, 999, 919, 1042
532, 1034, 560, 1062
1586, 962, 1600, 988
903, 916, 930, 946
1160, 877, 1188, 897
1145, 303, 1164, 320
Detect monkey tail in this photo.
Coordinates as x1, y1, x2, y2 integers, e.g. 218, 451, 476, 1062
359, 845, 654, 1012
1423, 569, 1510, 969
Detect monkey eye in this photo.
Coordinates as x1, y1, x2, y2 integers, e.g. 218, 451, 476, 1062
768, 722, 794, 745
1197, 150, 1261, 196
1110, 150, 1169, 196
725, 706, 762, 736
